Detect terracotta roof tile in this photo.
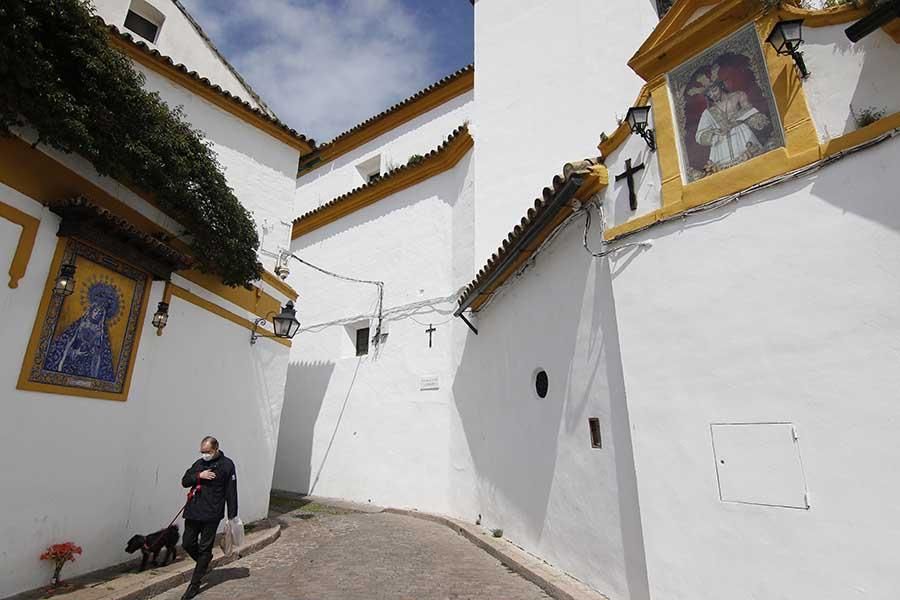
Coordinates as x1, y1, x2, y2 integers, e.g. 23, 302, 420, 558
293, 124, 470, 226
318, 64, 474, 149
457, 158, 603, 312
101, 19, 316, 149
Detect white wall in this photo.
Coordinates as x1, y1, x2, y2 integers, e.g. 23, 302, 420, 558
91, 0, 263, 110
274, 151, 474, 515
450, 213, 649, 600
296, 91, 474, 217
609, 135, 900, 600
803, 25, 900, 142
473, 0, 659, 269
0, 182, 291, 598
135, 64, 300, 271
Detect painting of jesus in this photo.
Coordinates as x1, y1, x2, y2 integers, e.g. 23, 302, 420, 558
668, 24, 785, 183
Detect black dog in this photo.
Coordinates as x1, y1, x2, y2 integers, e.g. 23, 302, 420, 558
126, 525, 179, 571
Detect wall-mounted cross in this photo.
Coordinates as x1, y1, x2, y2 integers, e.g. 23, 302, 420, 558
615, 158, 645, 211
426, 324, 436, 348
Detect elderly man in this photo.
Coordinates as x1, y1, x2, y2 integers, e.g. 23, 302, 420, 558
180, 436, 238, 599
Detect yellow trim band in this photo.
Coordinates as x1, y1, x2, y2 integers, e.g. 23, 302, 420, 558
293, 129, 473, 238
0, 200, 40, 289
169, 284, 292, 348
0, 136, 291, 324
107, 36, 315, 155
304, 69, 474, 173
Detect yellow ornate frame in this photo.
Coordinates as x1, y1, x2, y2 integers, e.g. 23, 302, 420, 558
17, 237, 152, 402
600, 1, 900, 240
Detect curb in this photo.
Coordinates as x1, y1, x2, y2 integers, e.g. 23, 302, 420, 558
383, 509, 609, 600
118, 526, 281, 600
8, 525, 280, 600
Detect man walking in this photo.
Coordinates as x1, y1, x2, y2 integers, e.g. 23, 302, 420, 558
180, 436, 238, 599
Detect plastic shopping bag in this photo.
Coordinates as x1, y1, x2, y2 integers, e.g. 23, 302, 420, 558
231, 517, 245, 548
220, 519, 234, 556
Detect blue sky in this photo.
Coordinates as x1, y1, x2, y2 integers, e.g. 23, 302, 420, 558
180, 0, 474, 144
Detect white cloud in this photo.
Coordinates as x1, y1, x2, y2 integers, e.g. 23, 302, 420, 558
181, 0, 437, 144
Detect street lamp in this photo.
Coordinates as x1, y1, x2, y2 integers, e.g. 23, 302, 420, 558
251, 301, 301, 344
625, 106, 656, 151
53, 263, 77, 296
767, 19, 809, 79
152, 301, 169, 332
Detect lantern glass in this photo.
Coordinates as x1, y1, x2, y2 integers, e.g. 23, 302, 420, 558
626, 106, 651, 134
152, 301, 169, 329
272, 301, 301, 339
54, 263, 77, 296
768, 19, 803, 55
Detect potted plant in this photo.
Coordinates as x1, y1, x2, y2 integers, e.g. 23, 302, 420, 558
40, 542, 82, 588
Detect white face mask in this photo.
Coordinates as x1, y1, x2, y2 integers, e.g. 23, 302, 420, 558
201, 452, 215, 462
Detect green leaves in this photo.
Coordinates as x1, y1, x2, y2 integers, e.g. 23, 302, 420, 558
0, 0, 261, 286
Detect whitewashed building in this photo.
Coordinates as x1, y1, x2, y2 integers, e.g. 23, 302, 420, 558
0, 1, 310, 595
278, 1, 900, 599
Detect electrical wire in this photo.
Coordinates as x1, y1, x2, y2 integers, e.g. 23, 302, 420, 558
289, 254, 385, 346
474, 126, 899, 315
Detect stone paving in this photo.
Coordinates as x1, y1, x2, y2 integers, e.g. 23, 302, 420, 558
152, 508, 552, 600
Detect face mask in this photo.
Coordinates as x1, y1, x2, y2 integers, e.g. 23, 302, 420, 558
201, 452, 215, 462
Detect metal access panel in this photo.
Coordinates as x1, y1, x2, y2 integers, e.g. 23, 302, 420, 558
711, 423, 809, 509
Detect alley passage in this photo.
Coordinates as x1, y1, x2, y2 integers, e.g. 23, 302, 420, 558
153, 505, 551, 600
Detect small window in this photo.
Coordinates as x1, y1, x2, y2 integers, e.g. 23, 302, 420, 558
534, 369, 549, 398
124, 10, 160, 42
355, 327, 370, 356
355, 155, 382, 185
588, 418, 602, 448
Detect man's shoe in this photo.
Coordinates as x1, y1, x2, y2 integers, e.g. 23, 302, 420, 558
181, 584, 200, 599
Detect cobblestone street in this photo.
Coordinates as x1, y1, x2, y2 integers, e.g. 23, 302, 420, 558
153, 506, 551, 600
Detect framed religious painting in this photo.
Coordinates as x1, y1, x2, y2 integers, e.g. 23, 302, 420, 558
668, 23, 785, 184
18, 237, 151, 401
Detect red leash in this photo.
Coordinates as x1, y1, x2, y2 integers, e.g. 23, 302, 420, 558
144, 484, 200, 551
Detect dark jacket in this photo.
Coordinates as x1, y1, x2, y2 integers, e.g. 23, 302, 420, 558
182, 451, 238, 523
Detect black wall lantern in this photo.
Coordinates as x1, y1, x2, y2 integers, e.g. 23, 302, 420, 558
767, 19, 809, 79
152, 301, 169, 332
251, 300, 301, 344
53, 263, 77, 296
626, 106, 656, 151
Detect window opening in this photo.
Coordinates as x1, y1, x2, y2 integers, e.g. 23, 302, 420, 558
356, 327, 370, 356
124, 10, 159, 42
588, 418, 602, 448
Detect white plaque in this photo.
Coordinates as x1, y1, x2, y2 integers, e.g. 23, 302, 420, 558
419, 375, 439, 391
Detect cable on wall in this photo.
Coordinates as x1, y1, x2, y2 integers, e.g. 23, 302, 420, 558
289, 253, 385, 347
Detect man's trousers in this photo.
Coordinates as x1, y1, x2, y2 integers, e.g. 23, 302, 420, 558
182, 518, 220, 587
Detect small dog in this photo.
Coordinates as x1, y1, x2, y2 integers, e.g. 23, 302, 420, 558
126, 525, 179, 571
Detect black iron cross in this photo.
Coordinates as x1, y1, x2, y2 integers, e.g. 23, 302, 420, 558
615, 158, 645, 211
426, 324, 436, 348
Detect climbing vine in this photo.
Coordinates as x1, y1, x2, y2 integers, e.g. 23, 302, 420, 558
0, 0, 261, 286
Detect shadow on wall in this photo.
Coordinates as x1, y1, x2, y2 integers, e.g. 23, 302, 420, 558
273, 360, 336, 494
450, 231, 597, 540
450, 226, 650, 599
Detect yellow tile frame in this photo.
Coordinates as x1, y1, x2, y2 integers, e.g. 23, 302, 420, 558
0, 200, 39, 289
17, 237, 152, 402
601, 4, 900, 241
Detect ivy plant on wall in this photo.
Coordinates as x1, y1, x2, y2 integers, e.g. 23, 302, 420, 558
0, 0, 261, 286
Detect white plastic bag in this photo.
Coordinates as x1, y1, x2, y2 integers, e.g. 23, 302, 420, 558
230, 517, 245, 548
219, 520, 234, 556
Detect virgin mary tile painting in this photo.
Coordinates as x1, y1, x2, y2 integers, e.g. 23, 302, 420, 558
20, 238, 149, 398
668, 24, 785, 183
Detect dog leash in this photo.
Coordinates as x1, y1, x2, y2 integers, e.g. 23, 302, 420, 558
144, 484, 200, 551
